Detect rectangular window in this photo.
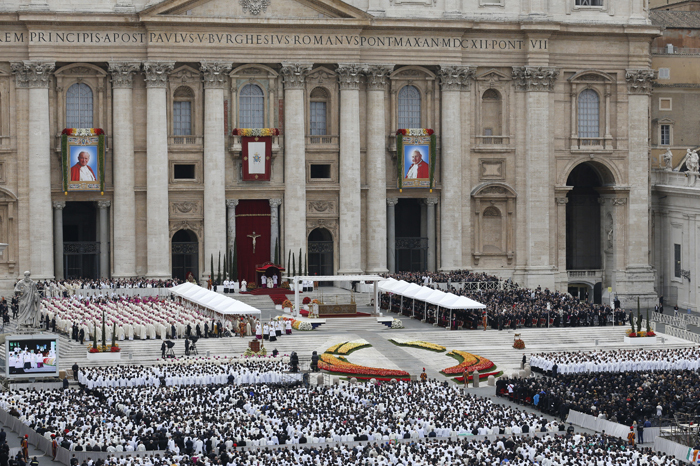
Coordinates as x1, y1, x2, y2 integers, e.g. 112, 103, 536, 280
310, 102, 327, 136
576, 0, 603, 5
674, 243, 681, 278
174, 164, 196, 180
173, 101, 192, 136
658, 68, 670, 80
660, 125, 670, 146
310, 164, 331, 179
659, 98, 672, 111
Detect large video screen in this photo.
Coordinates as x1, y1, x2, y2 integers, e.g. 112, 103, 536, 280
5, 335, 59, 378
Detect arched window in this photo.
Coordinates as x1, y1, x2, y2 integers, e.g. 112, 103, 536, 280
309, 87, 328, 136
239, 84, 264, 128
578, 89, 600, 139
398, 85, 421, 129
173, 86, 193, 136
66, 83, 93, 128
481, 89, 502, 144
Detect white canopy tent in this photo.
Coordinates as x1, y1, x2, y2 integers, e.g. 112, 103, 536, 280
170, 283, 261, 316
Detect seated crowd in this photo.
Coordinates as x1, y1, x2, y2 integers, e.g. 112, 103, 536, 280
529, 347, 700, 374
57, 435, 679, 466
38, 279, 181, 298
3, 361, 572, 453
497, 368, 700, 427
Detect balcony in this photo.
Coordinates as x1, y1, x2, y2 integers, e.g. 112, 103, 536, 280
567, 270, 602, 284
473, 135, 514, 152
168, 135, 203, 151
229, 135, 281, 157
570, 136, 613, 152
305, 135, 338, 151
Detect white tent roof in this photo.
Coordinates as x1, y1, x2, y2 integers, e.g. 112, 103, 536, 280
378, 281, 486, 310
169, 283, 261, 315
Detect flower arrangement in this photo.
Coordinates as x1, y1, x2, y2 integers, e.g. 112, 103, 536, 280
281, 281, 291, 290
302, 297, 311, 305
442, 350, 495, 375
247, 283, 257, 291
62, 128, 105, 136
232, 128, 280, 137
390, 339, 446, 352
311, 299, 320, 304
318, 353, 410, 381
391, 319, 404, 329
626, 328, 655, 338
273, 315, 313, 331
513, 339, 525, 349
88, 344, 120, 353
396, 128, 434, 136
282, 299, 293, 309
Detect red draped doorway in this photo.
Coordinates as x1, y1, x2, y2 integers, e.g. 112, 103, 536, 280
235, 200, 271, 286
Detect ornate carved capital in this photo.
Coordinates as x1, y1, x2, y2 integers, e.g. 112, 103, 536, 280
108, 62, 140, 89
364, 64, 394, 91
226, 199, 239, 209
200, 62, 232, 89
280, 63, 313, 90
625, 69, 656, 95
386, 197, 399, 207
336, 64, 363, 90
52, 201, 66, 210
269, 198, 282, 208
511, 66, 559, 92
424, 197, 439, 206
11, 61, 55, 89
97, 200, 111, 209
555, 197, 569, 205
143, 62, 175, 89
612, 198, 627, 206
438, 65, 475, 92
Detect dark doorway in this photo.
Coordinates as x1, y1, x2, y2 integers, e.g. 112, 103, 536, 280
593, 282, 602, 305
568, 284, 590, 303
395, 198, 427, 272
308, 228, 333, 285
566, 163, 602, 270
172, 229, 199, 282
63, 202, 98, 279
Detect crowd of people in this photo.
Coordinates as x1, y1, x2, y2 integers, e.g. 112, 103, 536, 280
50, 435, 682, 466
529, 347, 700, 374
36, 279, 181, 298
496, 368, 700, 428
1, 363, 573, 454
384, 271, 502, 286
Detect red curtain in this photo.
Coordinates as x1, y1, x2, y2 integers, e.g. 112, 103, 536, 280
235, 200, 271, 286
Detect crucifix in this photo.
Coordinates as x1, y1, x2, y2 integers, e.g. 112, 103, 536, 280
247, 231, 261, 254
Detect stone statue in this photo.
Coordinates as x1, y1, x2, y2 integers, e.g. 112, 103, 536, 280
14, 271, 41, 330
661, 148, 673, 171
686, 148, 700, 173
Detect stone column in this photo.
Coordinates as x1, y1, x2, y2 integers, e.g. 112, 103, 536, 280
53, 201, 65, 279
269, 198, 282, 262
365, 65, 393, 274
438, 66, 473, 272
143, 62, 175, 278
387, 198, 398, 273
280, 63, 312, 263
108, 62, 140, 278
337, 64, 363, 275
226, 199, 238, 254
12, 61, 55, 279
426, 198, 438, 272
555, 195, 568, 286
201, 62, 232, 278
512, 66, 559, 289
98, 200, 111, 278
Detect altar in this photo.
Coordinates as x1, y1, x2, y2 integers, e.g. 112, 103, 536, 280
318, 303, 357, 316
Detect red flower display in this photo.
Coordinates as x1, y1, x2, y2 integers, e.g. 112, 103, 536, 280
441, 350, 495, 375
303, 297, 311, 304
318, 354, 410, 380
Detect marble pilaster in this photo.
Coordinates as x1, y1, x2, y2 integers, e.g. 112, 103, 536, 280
386, 198, 398, 273
98, 200, 111, 278
269, 198, 282, 263
53, 201, 65, 280
201, 62, 232, 278
280, 63, 312, 262
425, 198, 438, 272
438, 65, 473, 271
108, 62, 139, 278
12, 61, 55, 279
365, 65, 393, 274
337, 64, 363, 275
226, 199, 239, 254
144, 61, 174, 278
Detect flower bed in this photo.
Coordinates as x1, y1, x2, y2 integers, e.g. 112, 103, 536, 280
318, 353, 410, 380
441, 350, 495, 375
626, 329, 656, 338
336, 340, 370, 355
389, 339, 446, 352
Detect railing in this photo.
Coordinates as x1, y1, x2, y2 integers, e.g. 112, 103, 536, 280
567, 270, 602, 282
663, 326, 700, 344
651, 312, 700, 330
168, 135, 203, 146
306, 135, 339, 145
652, 47, 700, 56
230, 135, 281, 154
571, 137, 610, 150
475, 135, 510, 145
652, 169, 700, 189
